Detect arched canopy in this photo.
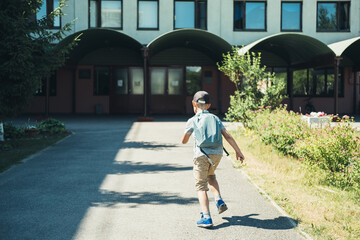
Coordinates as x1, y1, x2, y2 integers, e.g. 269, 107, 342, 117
329, 37, 360, 66
239, 33, 335, 67
59, 28, 143, 65
147, 29, 232, 64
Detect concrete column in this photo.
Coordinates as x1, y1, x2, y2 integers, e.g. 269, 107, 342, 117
142, 47, 150, 117
45, 77, 50, 116
334, 57, 342, 114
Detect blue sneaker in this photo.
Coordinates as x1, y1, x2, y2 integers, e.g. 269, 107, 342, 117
197, 213, 213, 228
216, 199, 228, 214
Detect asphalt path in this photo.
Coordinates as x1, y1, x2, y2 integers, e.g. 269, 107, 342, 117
0, 116, 305, 240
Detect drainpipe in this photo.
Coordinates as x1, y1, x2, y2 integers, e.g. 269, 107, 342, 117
72, 67, 76, 114
353, 70, 357, 114
217, 70, 222, 114
334, 57, 342, 114
142, 47, 150, 117
45, 76, 50, 117
288, 68, 293, 111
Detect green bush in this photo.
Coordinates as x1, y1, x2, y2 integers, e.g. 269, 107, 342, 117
247, 106, 309, 155
3, 123, 25, 139
246, 106, 360, 190
37, 118, 67, 134
293, 123, 360, 189
217, 47, 286, 124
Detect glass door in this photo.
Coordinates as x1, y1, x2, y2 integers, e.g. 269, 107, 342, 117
110, 67, 144, 114
128, 68, 144, 113
150, 67, 185, 113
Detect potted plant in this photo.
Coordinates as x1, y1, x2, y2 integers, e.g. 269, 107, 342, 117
24, 126, 39, 137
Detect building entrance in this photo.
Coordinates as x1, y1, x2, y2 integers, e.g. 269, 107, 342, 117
149, 66, 220, 114
110, 67, 144, 113
149, 67, 185, 113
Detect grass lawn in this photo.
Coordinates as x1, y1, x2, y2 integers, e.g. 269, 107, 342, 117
225, 129, 360, 240
0, 134, 69, 173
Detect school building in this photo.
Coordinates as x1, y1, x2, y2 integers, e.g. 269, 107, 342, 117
27, 0, 360, 116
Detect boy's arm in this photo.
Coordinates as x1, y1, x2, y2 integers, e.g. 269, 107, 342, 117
181, 133, 191, 144
221, 129, 245, 162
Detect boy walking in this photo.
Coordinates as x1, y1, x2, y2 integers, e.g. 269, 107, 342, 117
182, 91, 245, 228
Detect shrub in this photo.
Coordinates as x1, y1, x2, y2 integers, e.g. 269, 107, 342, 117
217, 47, 286, 124
247, 106, 309, 155
292, 123, 360, 189
246, 106, 360, 190
37, 118, 67, 134
3, 123, 25, 139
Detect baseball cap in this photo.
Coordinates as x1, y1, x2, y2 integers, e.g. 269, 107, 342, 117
193, 91, 210, 104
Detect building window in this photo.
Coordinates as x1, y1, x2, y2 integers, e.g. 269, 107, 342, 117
151, 68, 166, 95
168, 68, 183, 95
272, 68, 288, 95
35, 74, 57, 96
317, 2, 350, 32
89, 0, 122, 29
36, 0, 61, 28
94, 67, 110, 95
186, 66, 202, 95
234, 1, 266, 31
138, 0, 159, 30
130, 68, 144, 95
292, 68, 343, 97
281, 2, 302, 31
174, 0, 207, 30
114, 68, 128, 94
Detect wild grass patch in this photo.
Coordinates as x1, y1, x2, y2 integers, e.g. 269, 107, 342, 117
246, 106, 360, 191
226, 128, 360, 240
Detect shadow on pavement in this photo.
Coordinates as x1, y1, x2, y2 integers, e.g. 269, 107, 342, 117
112, 161, 192, 175
92, 190, 198, 208
120, 141, 178, 150
213, 214, 298, 230
0, 118, 193, 239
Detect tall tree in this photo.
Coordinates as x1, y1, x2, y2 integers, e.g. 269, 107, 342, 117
217, 47, 287, 124
0, 0, 77, 120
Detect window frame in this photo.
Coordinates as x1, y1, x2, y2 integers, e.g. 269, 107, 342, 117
150, 67, 167, 95
93, 66, 111, 96
316, 1, 350, 32
36, 0, 61, 29
137, 0, 159, 30
35, 73, 57, 97
88, 0, 123, 29
233, 0, 267, 32
173, 0, 207, 30
281, 1, 302, 32
186, 66, 202, 96
292, 67, 344, 98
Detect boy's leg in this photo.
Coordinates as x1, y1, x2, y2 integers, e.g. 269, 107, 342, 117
193, 156, 211, 213
194, 156, 213, 227
207, 155, 222, 197
208, 176, 220, 197
207, 155, 228, 214
197, 190, 210, 213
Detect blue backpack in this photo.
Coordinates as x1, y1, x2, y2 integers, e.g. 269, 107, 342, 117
193, 112, 223, 149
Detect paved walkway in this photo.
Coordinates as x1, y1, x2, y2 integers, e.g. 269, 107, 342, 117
0, 116, 305, 240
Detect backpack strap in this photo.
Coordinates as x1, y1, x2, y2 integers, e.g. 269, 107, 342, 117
200, 148, 216, 166
223, 147, 230, 156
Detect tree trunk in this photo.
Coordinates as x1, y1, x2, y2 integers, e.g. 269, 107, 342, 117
0, 122, 4, 142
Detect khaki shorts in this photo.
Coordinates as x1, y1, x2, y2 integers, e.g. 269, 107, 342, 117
193, 154, 222, 191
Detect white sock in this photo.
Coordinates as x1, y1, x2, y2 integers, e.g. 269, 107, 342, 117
215, 195, 222, 202
203, 211, 211, 219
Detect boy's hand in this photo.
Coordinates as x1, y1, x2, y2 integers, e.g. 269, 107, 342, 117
236, 151, 245, 163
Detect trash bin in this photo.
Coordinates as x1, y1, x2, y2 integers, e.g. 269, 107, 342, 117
95, 104, 103, 115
